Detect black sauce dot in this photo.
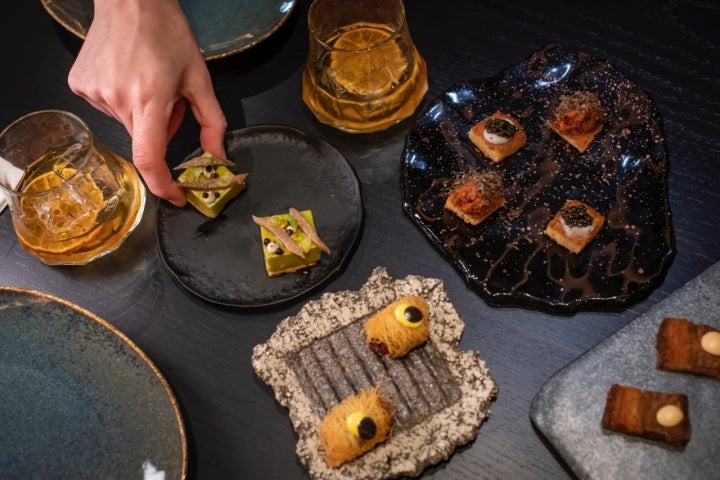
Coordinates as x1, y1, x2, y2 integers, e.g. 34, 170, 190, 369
404, 306, 424, 323
357, 417, 377, 440
263, 238, 271, 246
274, 248, 283, 255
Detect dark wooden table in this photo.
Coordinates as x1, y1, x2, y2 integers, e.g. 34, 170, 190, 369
2, 1, 719, 478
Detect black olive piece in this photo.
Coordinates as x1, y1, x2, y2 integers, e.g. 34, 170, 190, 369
357, 417, 377, 440
263, 238, 271, 246
202, 191, 210, 199
204, 165, 215, 173
274, 248, 284, 255
403, 306, 424, 323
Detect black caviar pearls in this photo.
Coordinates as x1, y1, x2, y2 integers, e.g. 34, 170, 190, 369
485, 117, 518, 138
561, 204, 593, 228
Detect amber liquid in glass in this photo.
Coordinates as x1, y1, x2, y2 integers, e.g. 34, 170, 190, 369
13, 148, 145, 265
303, 22, 428, 133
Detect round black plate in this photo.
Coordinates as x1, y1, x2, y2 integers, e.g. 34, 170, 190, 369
400, 44, 675, 314
156, 125, 363, 308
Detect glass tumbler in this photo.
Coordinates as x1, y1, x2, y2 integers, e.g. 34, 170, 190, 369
0, 110, 146, 265
302, 0, 428, 133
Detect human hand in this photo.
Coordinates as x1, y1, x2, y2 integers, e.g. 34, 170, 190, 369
68, 0, 227, 206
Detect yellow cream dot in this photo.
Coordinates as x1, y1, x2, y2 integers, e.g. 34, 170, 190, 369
700, 331, 720, 356
656, 404, 684, 427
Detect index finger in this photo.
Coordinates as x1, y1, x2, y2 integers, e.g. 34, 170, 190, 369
131, 107, 187, 207
186, 85, 228, 159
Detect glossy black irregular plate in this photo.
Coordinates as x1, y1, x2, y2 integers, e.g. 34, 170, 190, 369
0, 287, 186, 479
400, 44, 675, 313
156, 125, 363, 308
41, 0, 297, 60
530, 260, 720, 479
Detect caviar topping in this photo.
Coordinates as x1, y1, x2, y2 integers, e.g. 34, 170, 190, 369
485, 118, 518, 138
561, 204, 593, 228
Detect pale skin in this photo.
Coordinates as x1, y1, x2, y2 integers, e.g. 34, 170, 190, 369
68, 0, 227, 206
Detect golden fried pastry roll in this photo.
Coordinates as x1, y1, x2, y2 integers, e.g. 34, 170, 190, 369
362, 295, 430, 358
318, 388, 394, 468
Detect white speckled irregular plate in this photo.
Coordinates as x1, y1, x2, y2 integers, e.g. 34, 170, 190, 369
530, 260, 720, 479
0, 287, 186, 479
41, 0, 297, 59
252, 267, 497, 480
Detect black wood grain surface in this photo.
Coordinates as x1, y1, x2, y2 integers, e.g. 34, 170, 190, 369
1, 1, 718, 478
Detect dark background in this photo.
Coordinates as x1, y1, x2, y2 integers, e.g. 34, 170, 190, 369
1, 1, 719, 478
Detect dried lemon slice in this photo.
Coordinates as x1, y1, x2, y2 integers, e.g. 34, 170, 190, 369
16, 167, 106, 254
327, 23, 409, 98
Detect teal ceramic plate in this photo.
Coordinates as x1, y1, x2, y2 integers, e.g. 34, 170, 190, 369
0, 287, 186, 479
41, 0, 297, 59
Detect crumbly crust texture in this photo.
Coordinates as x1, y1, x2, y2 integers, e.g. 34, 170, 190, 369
444, 171, 506, 226
549, 121, 602, 153
549, 91, 605, 153
468, 111, 527, 163
251, 267, 498, 480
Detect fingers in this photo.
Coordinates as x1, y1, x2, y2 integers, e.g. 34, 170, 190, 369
131, 105, 187, 207
167, 98, 187, 140
185, 75, 228, 159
